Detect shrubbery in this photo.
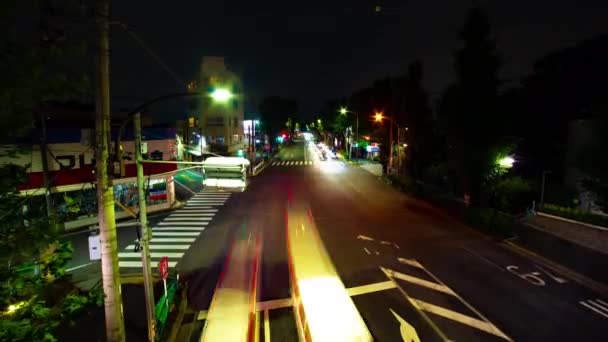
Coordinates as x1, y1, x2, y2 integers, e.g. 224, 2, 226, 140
540, 203, 608, 227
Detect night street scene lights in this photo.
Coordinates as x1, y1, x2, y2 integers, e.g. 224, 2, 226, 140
210, 88, 233, 102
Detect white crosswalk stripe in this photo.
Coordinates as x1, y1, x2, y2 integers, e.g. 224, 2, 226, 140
119, 261, 178, 268
271, 160, 314, 167
153, 232, 201, 236
119, 190, 231, 270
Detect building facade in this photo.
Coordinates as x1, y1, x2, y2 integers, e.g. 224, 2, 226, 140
195, 56, 245, 153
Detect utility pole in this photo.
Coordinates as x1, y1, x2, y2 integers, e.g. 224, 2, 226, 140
39, 113, 54, 221
388, 119, 394, 175
355, 114, 359, 159
95, 0, 125, 340
540, 170, 552, 208
134, 112, 156, 341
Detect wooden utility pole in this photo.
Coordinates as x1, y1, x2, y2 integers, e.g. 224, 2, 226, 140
134, 112, 156, 341
95, 0, 126, 340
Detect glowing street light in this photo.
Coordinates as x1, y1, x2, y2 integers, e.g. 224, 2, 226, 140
497, 156, 515, 168
374, 112, 384, 122
339, 107, 348, 115
210, 88, 233, 102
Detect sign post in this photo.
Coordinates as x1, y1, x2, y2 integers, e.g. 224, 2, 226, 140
158, 257, 169, 304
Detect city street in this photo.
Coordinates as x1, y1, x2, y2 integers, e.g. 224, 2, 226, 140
65, 141, 608, 341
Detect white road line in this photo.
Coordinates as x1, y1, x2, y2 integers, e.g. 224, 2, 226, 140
412, 299, 512, 340
308, 161, 313, 165
66, 261, 97, 272
153, 232, 200, 236
363, 247, 371, 255
119, 261, 177, 268
192, 196, 229, 200
381, 267, 455, 296
398, 258, 424, 269
169, 213, 216, 217
581, 300, 608, 318
596, 299, 608, 310
188, 200, 227, 203
164, 217, 212, 221
119, 252, 184, 258
289, 161, 294, 166
179, 208, 217, 211
153, 227, 206, 231
186, 202, 225, 206
150, 237, 196, 243
158, 221, 208, 226
126, 244, 190, 250
347, 281, 397, 296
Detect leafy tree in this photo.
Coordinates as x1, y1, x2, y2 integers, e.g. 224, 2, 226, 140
578, 113, 608, 212
0, 1, 99, 340
438, 7, 504, 204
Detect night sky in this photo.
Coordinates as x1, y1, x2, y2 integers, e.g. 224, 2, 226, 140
109, 0, 608, 122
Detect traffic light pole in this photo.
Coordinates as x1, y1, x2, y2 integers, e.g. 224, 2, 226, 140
134, 112, 156, 341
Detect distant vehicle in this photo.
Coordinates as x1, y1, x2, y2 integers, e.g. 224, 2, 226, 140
202, 157, 250, 191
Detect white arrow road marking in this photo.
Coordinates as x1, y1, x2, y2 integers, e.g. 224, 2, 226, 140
119, 252, 184, 258
126, 244, 190, 250
390, 308, 421, 342
411, 299, 511, 340
357, 235, 374, 241
153, 232, 200, 236
119, 261, 177, 268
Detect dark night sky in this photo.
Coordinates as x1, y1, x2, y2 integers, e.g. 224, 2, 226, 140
108, 0, 608, 122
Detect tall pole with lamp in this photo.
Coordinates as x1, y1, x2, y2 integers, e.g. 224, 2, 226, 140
339, 107, 360, 160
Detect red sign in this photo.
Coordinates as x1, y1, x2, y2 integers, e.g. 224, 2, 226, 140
158, 257, 169, 280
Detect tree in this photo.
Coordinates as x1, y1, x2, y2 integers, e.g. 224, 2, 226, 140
258, 96, 298, 138
0, 1, 101, 340
578, 113, 608, 212
438, 7, 504, 204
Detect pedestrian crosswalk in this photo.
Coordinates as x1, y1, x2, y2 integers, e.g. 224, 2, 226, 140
271, 160, 314, 167
118, 190, 231, 270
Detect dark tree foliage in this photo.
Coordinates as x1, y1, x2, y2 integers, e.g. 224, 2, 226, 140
577, 113, 608, 212
258, 96, 298, 138
438, 7, 504, 203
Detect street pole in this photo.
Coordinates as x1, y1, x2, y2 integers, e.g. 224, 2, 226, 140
540, 170, 551, 208
388, 119, 394, 175
134, 112, 156, 342
397, 127, 401, 175
95, 0, 126, 340
355, 114, 359, 159
39, 113, 54, 221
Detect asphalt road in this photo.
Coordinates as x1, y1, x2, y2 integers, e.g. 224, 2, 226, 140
66, 141, 608, 341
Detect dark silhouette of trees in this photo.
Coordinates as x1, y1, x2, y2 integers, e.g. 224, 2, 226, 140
438, 7, 504, 204
258, 96, 298, 138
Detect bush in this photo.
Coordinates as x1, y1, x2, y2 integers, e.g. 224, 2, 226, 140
464, 207, 514, 237
490, 176, 533, 214
540, 203, 608, 227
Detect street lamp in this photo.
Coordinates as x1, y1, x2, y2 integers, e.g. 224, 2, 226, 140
339, 107, 359, 159
374, 112, 409, 175
210, 88, 233, 102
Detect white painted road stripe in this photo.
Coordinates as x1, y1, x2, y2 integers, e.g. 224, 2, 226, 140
150, 238, 195, 243
169, 213, 216, 217
119, 252, 184, 258
580, 301, 608, 318
381, 267, 455, 296
179, 208, 217, 211
398, 258, 424, 269
164, 217, 212, 221
153, 232, 200, 236
119, 261, 178, 268
347, 281, 397, 296
158, 221, 208, 226
593, 299, 608, 311
126, 244, 190, 250
153, 227, 206, 231
412, 299, 511, 340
